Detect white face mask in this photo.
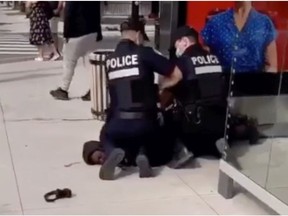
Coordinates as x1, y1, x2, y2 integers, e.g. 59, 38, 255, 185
175, 48, 184, 57
175, 38, 187, 57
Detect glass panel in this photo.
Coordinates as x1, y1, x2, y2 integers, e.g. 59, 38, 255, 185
266, 21, 288, 204
221, 1, 284, 189
224, 73, 280, 188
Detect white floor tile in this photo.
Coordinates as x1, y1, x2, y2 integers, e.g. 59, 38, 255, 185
4, 121, 198, 210
0, 210, 23, 215
24, 196, 216, 215
201, 193, 277, 215
0, 112, 22, 213
0, 61, 92, 121
174, 158, 220, 195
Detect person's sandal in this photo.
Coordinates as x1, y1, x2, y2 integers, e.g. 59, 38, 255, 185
44, 188, 72, 202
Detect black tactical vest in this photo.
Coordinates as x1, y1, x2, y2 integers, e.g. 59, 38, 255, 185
175, 44, 225, 106
106, 40, 158, 119
174, 44, 227, 134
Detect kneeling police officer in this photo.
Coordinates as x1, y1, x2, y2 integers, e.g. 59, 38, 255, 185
164, 26, 227, 168
99, 19, 183, 180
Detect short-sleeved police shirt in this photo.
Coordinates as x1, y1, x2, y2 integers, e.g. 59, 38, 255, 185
106, 41, 175, 139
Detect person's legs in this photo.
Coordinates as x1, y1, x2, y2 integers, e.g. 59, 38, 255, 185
48, 17, 61, 60
50, 33, 97, 100
35, 45, 44, 61
49, 43, 61, 61
49, 17, 60, 52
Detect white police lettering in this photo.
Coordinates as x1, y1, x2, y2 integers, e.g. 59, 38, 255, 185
191, 55, 219, 65
106, 55, 138, 70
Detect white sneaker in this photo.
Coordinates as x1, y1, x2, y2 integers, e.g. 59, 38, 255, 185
50, 53, 61, 61
34, 57, 44, 61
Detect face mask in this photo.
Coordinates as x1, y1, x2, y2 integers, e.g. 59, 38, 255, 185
175, 38, 187, 57
175, 48, 183, 57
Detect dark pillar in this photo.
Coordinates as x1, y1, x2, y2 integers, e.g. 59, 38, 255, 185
131, 1, 139, 21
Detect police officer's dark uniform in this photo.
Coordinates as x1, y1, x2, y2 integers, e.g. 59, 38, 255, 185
99, 19, 177, 180
168, 26, 227, 168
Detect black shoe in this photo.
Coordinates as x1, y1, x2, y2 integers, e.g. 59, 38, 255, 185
50, 88, 69, 100
136, 154, 153, 178
81, 90, 91, 101
99, 148, 125, 180
97, 32, 103, 41
168, 145, 194, 169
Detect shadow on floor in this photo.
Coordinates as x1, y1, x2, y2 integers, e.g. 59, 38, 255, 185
0, 66, 61, 76
0, 72, 60, 83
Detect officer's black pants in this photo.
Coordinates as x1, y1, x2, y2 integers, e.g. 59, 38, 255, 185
104, 117, 174, 167
179, 132, 222, 158
165, 108, 223, 158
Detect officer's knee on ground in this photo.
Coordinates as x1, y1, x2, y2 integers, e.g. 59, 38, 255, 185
145, 119, 176, 167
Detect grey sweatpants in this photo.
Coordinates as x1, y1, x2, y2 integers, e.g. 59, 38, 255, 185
60, 33, 98, 91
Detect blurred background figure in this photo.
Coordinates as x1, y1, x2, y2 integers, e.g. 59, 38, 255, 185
48, 1, 64, 58
26, 1, 61, 61
50, 1, 102, 101
201, 1, 277, 73
149, 1, 159, 19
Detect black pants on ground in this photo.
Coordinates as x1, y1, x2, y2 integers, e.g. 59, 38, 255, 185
82, 117, 175, 167
104, 119, 174, 167
164, 108, 224, 158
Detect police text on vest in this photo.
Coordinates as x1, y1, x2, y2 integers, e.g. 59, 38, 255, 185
106, 55, 138, 70
191, 55, 219, 65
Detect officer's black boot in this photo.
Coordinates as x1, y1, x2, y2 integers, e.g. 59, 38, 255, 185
168, 141, 194, 169
136, 148, 153, 178
99, 148, 125, 180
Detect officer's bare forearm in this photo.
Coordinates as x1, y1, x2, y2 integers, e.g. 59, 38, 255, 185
160, 78, 176, 90
160, 66, 183, 90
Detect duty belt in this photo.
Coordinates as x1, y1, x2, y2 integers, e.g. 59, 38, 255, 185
116, 111, 156, 120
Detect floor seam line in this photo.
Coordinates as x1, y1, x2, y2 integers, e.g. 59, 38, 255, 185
0, 99, 24, 214
175, 172, 220, 215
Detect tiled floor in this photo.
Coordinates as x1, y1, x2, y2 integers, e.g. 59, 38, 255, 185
230, 137, 288, 210
0, 5, 283, 212
0, 59, 279, 215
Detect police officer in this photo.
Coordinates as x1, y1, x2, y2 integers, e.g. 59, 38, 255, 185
99, 19, 183, 180
164, 26, 227, 168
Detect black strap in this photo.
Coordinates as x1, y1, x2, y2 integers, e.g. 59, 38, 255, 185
44, 188, 72, 202
116, 111, 156, 120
